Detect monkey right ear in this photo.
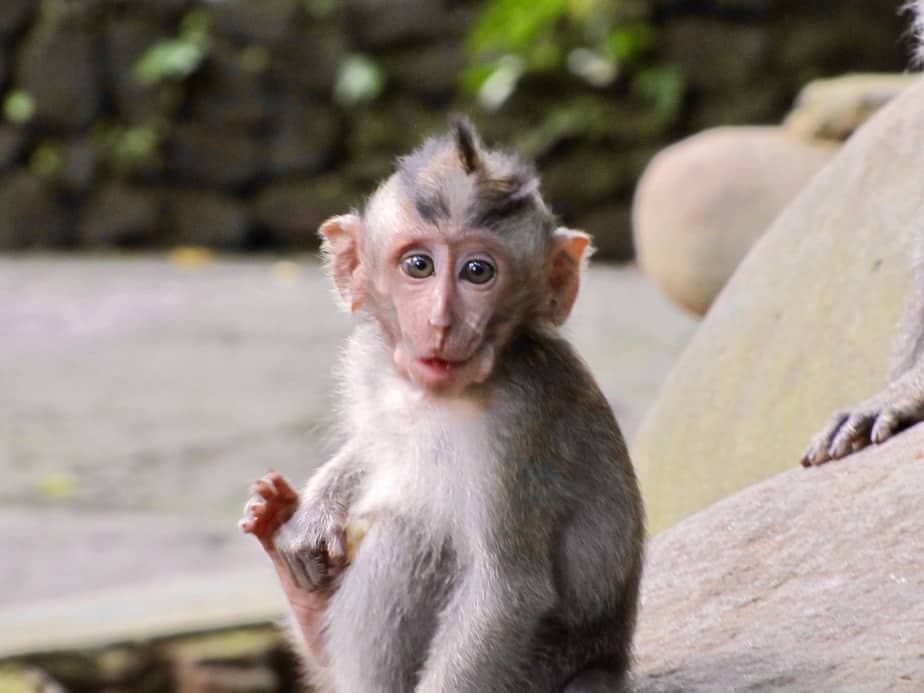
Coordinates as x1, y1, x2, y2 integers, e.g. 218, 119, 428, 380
544, 227, 594, 326
319, 214, 365, 312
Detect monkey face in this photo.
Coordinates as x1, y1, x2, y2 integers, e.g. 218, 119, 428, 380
381, 227, 514, 395
318, 121, 592, 398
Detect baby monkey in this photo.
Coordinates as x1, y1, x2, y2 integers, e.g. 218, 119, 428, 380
241, 120, 644, 692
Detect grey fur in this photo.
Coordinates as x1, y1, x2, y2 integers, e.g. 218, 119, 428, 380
289, 323, 644, 692
277, 123, 645, 692
911, 0, 924, 66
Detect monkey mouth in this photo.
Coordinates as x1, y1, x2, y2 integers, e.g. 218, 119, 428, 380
418, 356, 464, 372
414, 355, 469, 386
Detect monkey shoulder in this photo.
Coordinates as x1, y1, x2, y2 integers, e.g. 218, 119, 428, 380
500, 328, 628, 463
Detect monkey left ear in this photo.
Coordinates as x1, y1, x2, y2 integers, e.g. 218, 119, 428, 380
319, 214, 365, 312
545, 227, 594, 326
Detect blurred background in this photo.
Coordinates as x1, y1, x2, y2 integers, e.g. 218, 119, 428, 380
0, 0, 919, 690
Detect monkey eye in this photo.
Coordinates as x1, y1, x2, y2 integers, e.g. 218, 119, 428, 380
460, 259, 495, 285
401, 253, 435, 279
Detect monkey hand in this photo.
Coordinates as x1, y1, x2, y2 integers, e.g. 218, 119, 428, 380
240, 470, 300, 548
270, 492, 350, 593
801, 370, 924, 466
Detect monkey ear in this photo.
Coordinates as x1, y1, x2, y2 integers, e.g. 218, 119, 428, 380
319, 214, 365, 312
544, 227, 594, 326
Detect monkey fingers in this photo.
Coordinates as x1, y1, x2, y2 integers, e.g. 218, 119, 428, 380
801, 391, 924, 466
239, 470, 299, 549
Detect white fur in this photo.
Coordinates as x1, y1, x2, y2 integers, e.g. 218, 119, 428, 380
339, 322, 498, 559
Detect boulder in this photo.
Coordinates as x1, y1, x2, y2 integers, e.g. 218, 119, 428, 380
633, 79, 924, 532
784, 73, 920, 142
167, 124, 263, 189
164, 189, 250, 249
187, 42, 270, 129
77, 183, 160, 247
343, 0, 464, 50
633, 127, 837, 315
635, 424, 924, 691
0, 0, 33, 37
0, 170, 70, 249
0, 127, 25, 172
207, 0, 299, 46
105, 15, 168, 121
16, 18, 101, 131
251, 175, 363, 247
265, 101, 342, 177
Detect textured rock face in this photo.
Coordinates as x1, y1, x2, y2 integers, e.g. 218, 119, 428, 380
633, 78, 924, 532
633, 127, 837, 315
634, 423, 924, 692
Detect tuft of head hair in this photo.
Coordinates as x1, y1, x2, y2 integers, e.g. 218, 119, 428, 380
909, 0, 924, 66
395, 118, 550, 237
452, 117, 482, 175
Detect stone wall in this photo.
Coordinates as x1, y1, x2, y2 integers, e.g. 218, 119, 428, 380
0, 0, 911, 258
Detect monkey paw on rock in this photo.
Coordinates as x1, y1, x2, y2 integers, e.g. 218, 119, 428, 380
801, 382, 924, 466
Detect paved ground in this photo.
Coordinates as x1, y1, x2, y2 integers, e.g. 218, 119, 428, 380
0, 254, 696, 631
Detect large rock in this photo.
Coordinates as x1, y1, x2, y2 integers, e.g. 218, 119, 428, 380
633, 79, 924, 532
164, 189, 250, 249
16, 18, 101, 130
784, 73, 920, 142
77, 183, 160, 247
633, 127, 837, 315
635, 424, 924, 691
167, 124, 263, 189
0, 0, 33, 37
0, 171, 70, 248
251, 175, 363, 247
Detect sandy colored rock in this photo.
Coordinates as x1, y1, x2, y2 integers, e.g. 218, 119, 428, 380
634, 79, 924, 532
635, 423, 924, 692
633, 127, 837, 315
784, 72, 920, 142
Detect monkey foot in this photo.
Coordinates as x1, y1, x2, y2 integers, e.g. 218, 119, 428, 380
240, 470, 299, 549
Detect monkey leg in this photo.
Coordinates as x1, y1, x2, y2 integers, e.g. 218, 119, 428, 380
801, 367, 924, 466
240, 471, 330, 663
321, 516, 451, 693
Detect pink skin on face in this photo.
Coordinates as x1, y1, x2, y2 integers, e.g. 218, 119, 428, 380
382, 229, 509, 396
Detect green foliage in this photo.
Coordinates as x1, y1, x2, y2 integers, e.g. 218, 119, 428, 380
29, 141, 63, 178
635, 64, 685, 123
94, 123, 162, 171
335, 55, 386, 107
3, 90, 35, 124
133, 10, 211, 86
465, 0, 656, 109
240, 45, 271, 74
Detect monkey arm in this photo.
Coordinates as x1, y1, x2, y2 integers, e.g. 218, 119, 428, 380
269, 449, 363, 664
802, 360, 924, 465
415, 559, 557, 693
802, 243, 924, 466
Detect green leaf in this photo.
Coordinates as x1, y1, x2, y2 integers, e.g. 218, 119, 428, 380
29, 142, 63, 178
635, 65, 686, 122
334, 54, 386, 107
3, 90, 35, 124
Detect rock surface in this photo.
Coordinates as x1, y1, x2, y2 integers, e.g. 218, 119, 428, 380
784, 73, 920, 142
634, 78, 924, 532
634, 423, 924, 692
633, 127, 837, 315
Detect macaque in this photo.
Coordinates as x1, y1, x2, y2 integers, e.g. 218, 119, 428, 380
801, 0, 924, 467
241, 119, 644, 692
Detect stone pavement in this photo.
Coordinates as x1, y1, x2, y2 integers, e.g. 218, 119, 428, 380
0, 255, 696, 653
